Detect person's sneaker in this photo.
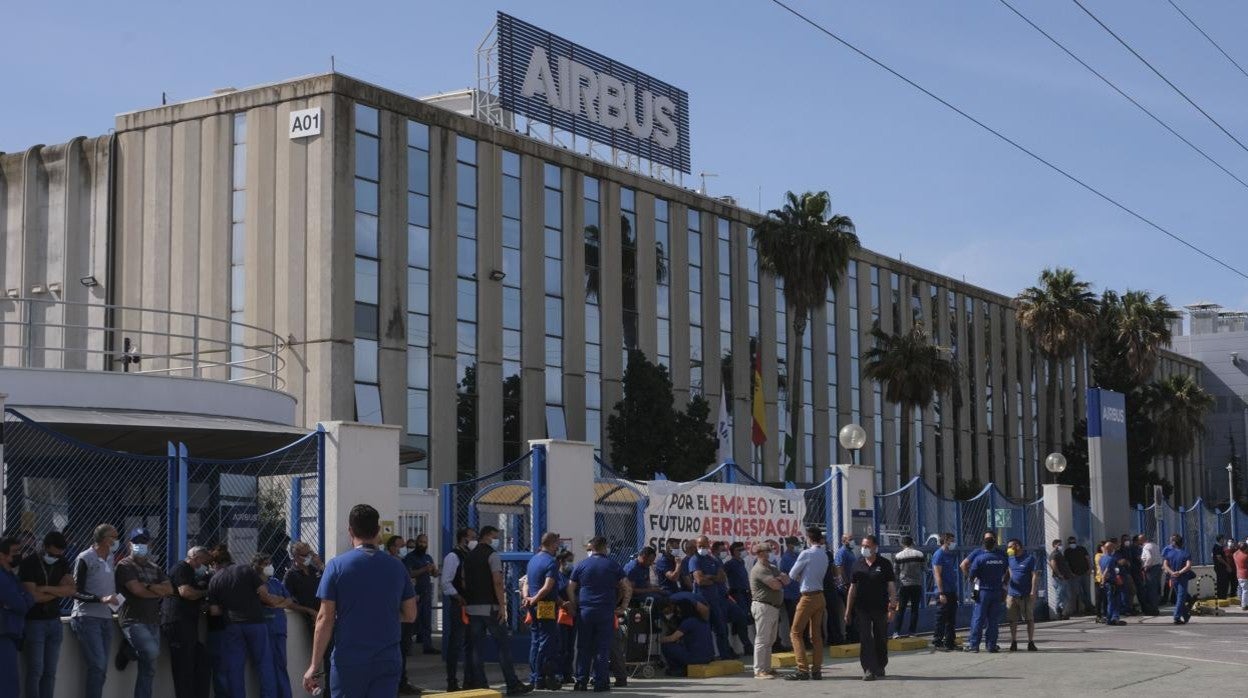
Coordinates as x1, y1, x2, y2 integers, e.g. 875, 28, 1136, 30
962, 646, 979, 653
932, 640, 945, 649
1027, 642, 1038, 652
592, 686, 611, 694
863, 671, 877, 682
1008, 642, 1017, 652
810, 671, 823, 681
614, 678, 627, 688
447, 681, 460, 693
785, 671, 810, 681
889, 632, 901, 640
1173, 618, 1184, 624
987, 646, 1000, 653
573, 682, 589, 692
507, 684, 535, 696
398, 681, 420, 695
423, 647, 441, 655
755, 672, 775, 680
1113, 620, 1127, 626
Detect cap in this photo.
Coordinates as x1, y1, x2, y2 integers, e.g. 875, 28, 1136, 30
129, 528, 153, 543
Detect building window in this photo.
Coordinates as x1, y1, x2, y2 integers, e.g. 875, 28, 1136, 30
229, 113, 246, 380
584, 176, 602, 449
544, 163, 565, 438
502, 150, 523, 463
621, 187, 639, 363
825, 286, 838, 466
688, 210, 703, 396
748, 229, 762, 478
871, 267, 883, 489
353, 104, 382, 424
405, 119, 431, 487
776, 274, 788, 475
717, 217, 734, 461
656, 199, 671, 368
456, 135, 478, 480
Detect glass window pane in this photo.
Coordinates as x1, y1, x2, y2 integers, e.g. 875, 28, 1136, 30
690, 271, 701, 294
546, 336, 562, 368
545, 296, 562, 335
584, 176, 599, 201
457, 135, 477, 164
457, 279, 477, 323
355, 179, 378, 215
457, 205, 476, 239
544, 163, 561, 189
586, 377, 601, 409
231, 223, 245, 264
407, 311, 429, 348
354, 258, 378, 304
354, 302, 378, 340
545, 227, 561, 259
655, 199, 668, 221
457, 321, 477, 355
503, 287, 521, 329
407, 120, 429, 150
354, 383, 383, 424
407, 388, 428, 434
457, 355, 476, 394
585, 304, 600, 344
408, 192, 429, 226
545, 258, 562, 296
231, 266, 245, 312
657, 284, 670, 318
584, 201, 600, 230
457, 163, 476, 205
232, 190, 246, 223
355, 212, 378, 258
545, 371, 563, 407
586, 346, 601, 374
545, 190, 562, 229
233, 143, 246, 187
502, 247, 521, 287
355, 133, 379, 180
457, 237, 477, 279
407, 267, 429, 315
502, 217, 521, 250
354, 338, 378, 383
690, 296, 702, 326
688, 235, 701, 266
502, 177, 521, 219
688, 209, 700, 230
620, 188, 635, 212
585, 409, 601, 448
408, 151, 429, 196
408, 224, 430, 269
355, 104, 378, 134
502, 150, 521, 177
233, 113, 247, 143
407, 346, 429, 389
503, 329, 521, 362
658, 318, 670, 357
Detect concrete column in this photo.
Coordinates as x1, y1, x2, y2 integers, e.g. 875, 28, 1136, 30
169, 121, 202, 375
954, 293, 972, 488
811, 299, 831, 472
1003, 310, 1019, 498
378, 111, 409, 435
973, 300, 989, 485
531, 439, 597, 548
700, 212, 721, 411
1043, 483, 1073, 616
1020, 333, 1037, 500
857, 268, 876, 474
759, 270, 778, 481
519, 155, 545, 450
475, 142, 503, 474
562, 172, 587, 441
273, 98, 310, 424
322, 421, 402, 557
730, 221, 752, 470
834, 274, 852, 465
668, 202, 690, 406
427, 123, 459, 488
989, 304, 1007, 488
635, 193, 657, 360
198, 114, 232, 383
244, 106, 276, 380
599, 182, 623, 428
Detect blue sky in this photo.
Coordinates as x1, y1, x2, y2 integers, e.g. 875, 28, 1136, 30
6, 0, 1248, 316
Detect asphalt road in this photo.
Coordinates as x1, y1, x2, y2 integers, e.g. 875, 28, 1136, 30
412, 607, 1248, 696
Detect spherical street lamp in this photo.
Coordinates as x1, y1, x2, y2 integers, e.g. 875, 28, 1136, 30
1045, 452, 1067, 474
839, 423, 867, 465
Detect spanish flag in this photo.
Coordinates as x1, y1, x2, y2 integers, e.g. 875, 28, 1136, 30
751, 348, 767, 446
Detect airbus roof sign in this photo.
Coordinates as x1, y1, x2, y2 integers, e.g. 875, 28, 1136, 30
497, 12, 691, 174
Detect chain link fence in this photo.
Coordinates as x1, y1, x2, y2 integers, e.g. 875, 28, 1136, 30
441, 448, 536, 556
593, 457, 646, 564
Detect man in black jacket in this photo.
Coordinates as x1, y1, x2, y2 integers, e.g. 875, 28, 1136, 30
462, 526, 531, 696
161, 546, 213, 698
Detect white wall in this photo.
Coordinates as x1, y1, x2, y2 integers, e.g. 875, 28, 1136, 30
321, 420, 401, 557
533, 439, 596, 549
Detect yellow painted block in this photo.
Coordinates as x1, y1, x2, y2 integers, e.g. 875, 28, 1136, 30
687, 659, 746, 678
422, 691, 502, 698
888, 637, 931, 651
771, 652, 797, 668
826, 643, 860, 658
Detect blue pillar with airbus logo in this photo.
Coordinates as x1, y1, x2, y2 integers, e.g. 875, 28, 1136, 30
1087, 388, 1130, 542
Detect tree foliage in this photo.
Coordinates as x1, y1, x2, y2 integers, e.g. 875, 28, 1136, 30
607, 350, 717, 481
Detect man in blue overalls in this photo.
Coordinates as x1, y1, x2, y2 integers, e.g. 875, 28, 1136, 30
523, 532, 563, 691
1, 536, 35, 698
776, 537, 800, 652
691, 535, 737, 660
567, 536, 630, 692
1099, 540, 1126, 625
965, 534, 1008, 653
1162, 535, 1194, 625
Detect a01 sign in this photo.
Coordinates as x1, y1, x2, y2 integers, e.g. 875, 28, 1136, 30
289, 107, 322, 139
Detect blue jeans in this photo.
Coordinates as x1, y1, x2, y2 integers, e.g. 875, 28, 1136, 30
467, 612, 520, 689
330, 658, 401, 698
205, 629, 229, 698
529, 618, 561, 684
968, 588, 1003, 649
122, 623, 161, 698
70, 615, 112, 698
1105, 582, 1124, 622
222, 622, 275, 698
1053, 577, 1070, 614
271, 631, 291, 698
697, 593, 735, 659
2, 637, 19, 698
575, 607, 613, 688
24, 617, 63, 698
1172, 578, 1189, 621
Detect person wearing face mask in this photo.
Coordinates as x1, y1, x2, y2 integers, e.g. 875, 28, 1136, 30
679, 539, 699, 591
775, 536, 800, 653
203, 547, 233, 698
748, 542, 789, 679
1064, 536, 1093, 616
1, 535, 35, 698
930, 533, 958, 651
522, 532, 564, 691
783, 526, 829, 682
691, 535, 737, 660
159, 545, 213, 698
567, 536, 631, 691
1047, 539, 1073, 620
964, 534, 1008, 653
1004, 539, 1038, 652
462, 525, 533, 695
844, 535, 897, 682
207, 547, 285, 698
282, 541, 324, 639
17, 531, 75, 698
441, 527, 479, 692
622, 546, 663, 605
722, 542, 753, 653
113, 528, 174, 698
385, 536, 421, 695
403, 533, 439, 656
555, 549, 577, 686
71, 524, 121, 698
654, 540, 682, 596
256, 553, 296, 698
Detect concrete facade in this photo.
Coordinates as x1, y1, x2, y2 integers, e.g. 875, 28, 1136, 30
0, 72, 1206, 501
1171, 331, 1248, 500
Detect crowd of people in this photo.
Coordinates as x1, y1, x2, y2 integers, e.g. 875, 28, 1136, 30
2, 514, 1242, 697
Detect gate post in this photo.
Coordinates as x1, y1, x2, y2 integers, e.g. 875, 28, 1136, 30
530, 445, 547, 552
166, 443, 178, 566
823, 468, 835, 542
178, 443, 189, 559
530, 439, 596, 548
1042, 483, 1074, 617
290, 476, 304, 545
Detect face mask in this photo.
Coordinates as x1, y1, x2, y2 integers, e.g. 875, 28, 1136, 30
467, 540, 479, 551
262, 565, 275, 577
860, 547, 875, 558
195, 565, 208, 577
983, 539, 996, 550
943, 543, 954, 551
717, 552, 729, 562
697, 548, 710, 557
109, 540, 120, 554
43, 554, 60, 565
132, 544, 149, 558
1067, 543, 1075, 549
1007, 548, 1018, 557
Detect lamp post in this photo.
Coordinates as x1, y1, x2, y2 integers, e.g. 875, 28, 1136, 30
1227, 462, 1235, 503
1045, 452, 1067, 485
839, 423, 867, 465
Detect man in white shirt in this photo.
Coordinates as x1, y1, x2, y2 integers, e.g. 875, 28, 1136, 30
1137, 534, 1162, 616
442, 527, 479, 692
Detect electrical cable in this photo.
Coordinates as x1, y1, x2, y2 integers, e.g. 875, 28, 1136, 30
1166, 0, 1248, 83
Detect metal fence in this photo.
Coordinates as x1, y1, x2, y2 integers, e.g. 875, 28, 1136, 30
873, 478, 1042, 549
439, 447, 541, 557
593, 457, 646, 564
1, 408, 325, 585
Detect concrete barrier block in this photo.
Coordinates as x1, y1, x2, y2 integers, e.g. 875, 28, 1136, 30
826, 644, 860, 658
770, 652, 797, 668
422, 690, 503, 698
888, 637, 931, 651
687, 659, 746, 678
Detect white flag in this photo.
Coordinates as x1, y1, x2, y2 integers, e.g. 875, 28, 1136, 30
716, 390, 732, 465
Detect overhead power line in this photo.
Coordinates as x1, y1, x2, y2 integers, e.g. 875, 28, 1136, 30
998, 0, 1248, 192
765, 0, 1248, 282
1166, 0, 1248, 82
1071, 0, 1248, 157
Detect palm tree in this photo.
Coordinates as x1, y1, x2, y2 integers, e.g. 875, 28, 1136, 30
753, 191, 859, 481
1113, 290, 1179, 386
863, 322, 960, 483
1144, 374, 1213, 503
1014, 268, 1098, 453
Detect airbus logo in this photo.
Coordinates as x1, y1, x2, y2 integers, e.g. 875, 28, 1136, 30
1102, 406, 1126, 423
521, 46, 680, 150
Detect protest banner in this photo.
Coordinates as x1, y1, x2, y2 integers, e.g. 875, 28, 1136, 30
642, 479, 806, 551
